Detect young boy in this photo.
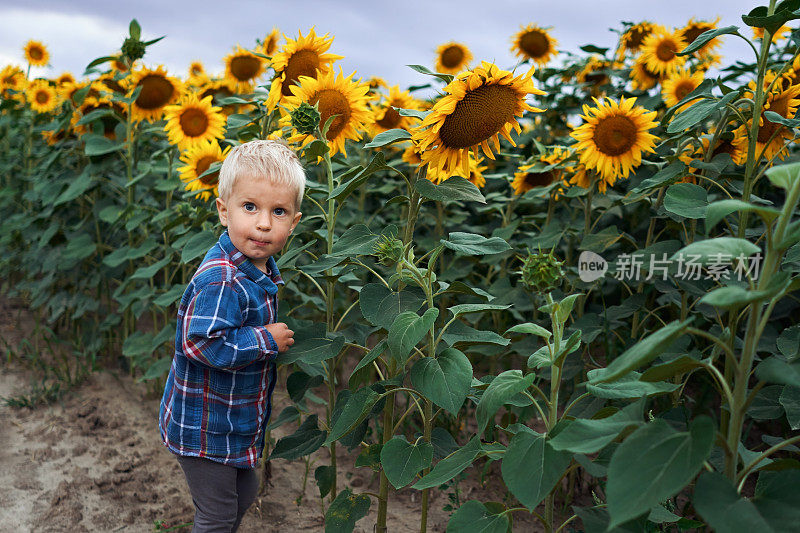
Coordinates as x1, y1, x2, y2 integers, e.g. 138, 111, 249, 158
159, 139, 304, 532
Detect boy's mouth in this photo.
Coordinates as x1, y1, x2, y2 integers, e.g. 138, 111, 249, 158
250, 238, 270, 246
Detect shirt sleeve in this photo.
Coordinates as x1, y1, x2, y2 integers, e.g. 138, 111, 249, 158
181, 280, 277, 370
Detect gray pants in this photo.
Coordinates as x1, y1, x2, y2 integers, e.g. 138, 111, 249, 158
176, 455, 259, 533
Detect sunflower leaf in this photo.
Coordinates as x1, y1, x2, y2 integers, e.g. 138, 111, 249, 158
667, 90, 739, 133
407, 64, 454, 84
415, 176, 486, 204
763, 110, 800, 128
678, 26, 740, 56
363, 128, 412, 148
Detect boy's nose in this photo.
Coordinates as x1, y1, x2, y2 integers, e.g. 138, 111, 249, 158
256, 215, 271, 230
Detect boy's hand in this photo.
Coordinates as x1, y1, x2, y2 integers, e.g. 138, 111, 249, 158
265, 322, 294, 353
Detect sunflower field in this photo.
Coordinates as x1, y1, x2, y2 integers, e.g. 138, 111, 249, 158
2, 2, 800, 531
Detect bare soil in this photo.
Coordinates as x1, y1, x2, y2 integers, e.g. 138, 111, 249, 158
0, 295, 540, 533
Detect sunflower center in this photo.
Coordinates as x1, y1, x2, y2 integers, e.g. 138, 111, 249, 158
438, 84, 517, 149
179, 107, 210, 137
594, 114, 638, 156
683, 26, 709, 45
675, 80, 696, 101
282, 50, 321, 96
136, 75, 175, 110
35, 90, 49, 104
265, 36, 278, 56
29, 47, 43, 61
524, 171, 555, 189
191, 64, 203, 76
196, 156, 220, 186
311, 89, 351, 140
230, 55, 261, 82
655, 40, 677, 62
440, 46, 465, 69
520, 30, 550, 58
759, 95, 791, 143
376, 106, 401, 129
712, 139, 735, 158
626, 27, 650, 49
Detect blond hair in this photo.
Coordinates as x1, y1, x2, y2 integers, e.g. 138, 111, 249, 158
218, 139, 305, 208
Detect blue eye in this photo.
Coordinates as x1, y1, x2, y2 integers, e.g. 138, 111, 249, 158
274, 207, 286, 216
243, 202, 256, 212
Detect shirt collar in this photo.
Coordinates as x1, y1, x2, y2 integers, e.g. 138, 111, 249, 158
218, 229, 285, 295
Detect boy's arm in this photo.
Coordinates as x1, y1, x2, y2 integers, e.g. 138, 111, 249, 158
182, 280, 278, 370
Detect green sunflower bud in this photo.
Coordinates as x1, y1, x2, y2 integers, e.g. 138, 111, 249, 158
121, 37, 146, 63
372, 234, 405, 266
520, 248, 564, 293
290, 101, 321, 135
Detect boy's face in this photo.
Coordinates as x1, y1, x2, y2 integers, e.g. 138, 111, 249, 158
215, 173, 302, 272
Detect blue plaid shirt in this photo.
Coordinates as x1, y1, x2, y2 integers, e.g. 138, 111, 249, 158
159, 229, 283, 468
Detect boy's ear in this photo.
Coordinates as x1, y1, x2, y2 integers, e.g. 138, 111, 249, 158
216, 197, 228, 227
290, 211, 302, 233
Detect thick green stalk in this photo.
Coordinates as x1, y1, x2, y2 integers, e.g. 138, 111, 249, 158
543, 292, 563, 533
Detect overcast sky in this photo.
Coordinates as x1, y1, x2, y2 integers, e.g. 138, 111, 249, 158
0, 1, 770, 89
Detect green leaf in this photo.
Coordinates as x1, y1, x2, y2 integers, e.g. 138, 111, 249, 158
326, 387, 382, 444
410, 348, 473, 415
327, 151, 393, 201
505, 322, 552, 340
755, 358, 800, 388
303, 139, 329, 159
277, 331, 345, 365
348, 340, 387, 390
358, 283, 425, 329
129, 18, 141, 39
550, 400, 644, 454
777, 325, 800, 361
587, 370, 680, 399
287, 371, 324, 403
270, 415, 327, 460
387, 308, 439, 365
664, 183, 708, 219
607, 416, 715, 528
700, 285, 773, 308
264, 406, 300, 431
678, 25, 740, 55
380, 436, 433, 489
330, 224, 380, 257
765, 161, 800, 190
102, 238, 159, 268
670, 237, 761, 266
579, 225, 622, 253
694, 470, 800, 532
441, 232, 511, 255
315, 465, 337, 499
181, 231, 218, 264
54, 171, 96, 206
589, 319, 692, 383
448, 303, 510, 318
123, 331, 154, 358
130, 255, 173, 280
413, 436, 484, 490
137, 357, 171, 381
501, 429, 573, 511
83, 134, 124, 156
324, 488, 371, 533
667, 90, 739, 134
62, 233, 96, 262
476, 370, 536, 435
628, 161, 688, 196
640, 355, 710, 382
415, 176, 486, 204
742, 0, 800, 34
407, 63, 454, 84
153, 284, 186, 307
779, 386, 800, 429
442, 320, 510, 347
446, 500, 510, 533
363, 128, 412, 148
706, 199, 781, 232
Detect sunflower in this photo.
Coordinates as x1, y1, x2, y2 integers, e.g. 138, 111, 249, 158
640, 29, 687, 76
511, 147, 570, 195
427, 153, 488, 187
696, 52, 723, 73
163, 93, 227, 150
678, 130, 747, 167
0, 65, 26, 97
576, 56, 613, 94
680, 17, 721, 55
281, 68, 371, 157
662, 68, 704, 110
369, 85, 422, 135
266, 28, 344, 111
123, 65, 183, 122
413, 61, 544, 177
73, 100, 125, 139
402, 143, 424, 166
41, 128, 69, 146
188, 61, 206, 79
24, 40, 49, 67
736, 82, 800, 162
616, 22, 660, 60
753, 24, 792, 43
178, 141, 231, 201
260, 27, 281, 57
630, 55, 662, 91
511, 25, 558, 66
26, 80, 60, 113
434, 42, 473, 75
570, 96, 659, 190
98, 72, 126, 96
60, 80, 106, 107
55, 72, 75, 86
196, 78, 239, 115
224, 45, 266, 93
110, 55, 131, 75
